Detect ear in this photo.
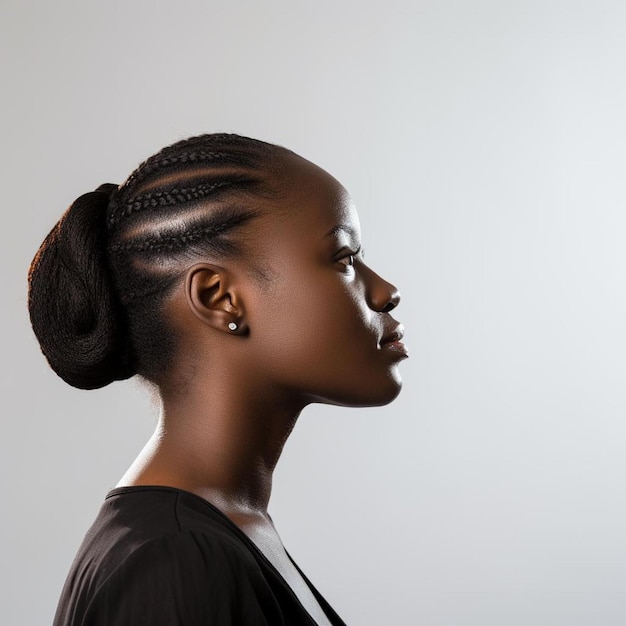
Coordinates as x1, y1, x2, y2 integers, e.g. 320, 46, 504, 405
184, 263, 247, 335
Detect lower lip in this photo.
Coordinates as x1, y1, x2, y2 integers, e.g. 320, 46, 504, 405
381, 340, 409, 357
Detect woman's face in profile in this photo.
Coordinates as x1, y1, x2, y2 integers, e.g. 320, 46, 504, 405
243, 155, 407, 408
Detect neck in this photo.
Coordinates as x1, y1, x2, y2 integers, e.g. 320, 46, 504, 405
118, 373, 304, 518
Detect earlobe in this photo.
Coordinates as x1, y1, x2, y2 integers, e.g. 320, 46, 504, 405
184, 264, 246, 335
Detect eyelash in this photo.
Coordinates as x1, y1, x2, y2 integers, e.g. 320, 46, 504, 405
337, 247, 364, 268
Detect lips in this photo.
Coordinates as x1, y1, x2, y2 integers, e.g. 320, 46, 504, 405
379, 324, 409, 357
380, 324, 405, 346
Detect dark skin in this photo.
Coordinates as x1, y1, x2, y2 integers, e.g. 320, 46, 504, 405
118, 153, 407, 624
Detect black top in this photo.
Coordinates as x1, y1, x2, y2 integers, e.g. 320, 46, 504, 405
53, 486, 347, 625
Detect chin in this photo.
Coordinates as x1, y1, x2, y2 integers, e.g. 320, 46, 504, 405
370, 363, 405, 405
365, 376, 403, 407
322, 371, 404, 408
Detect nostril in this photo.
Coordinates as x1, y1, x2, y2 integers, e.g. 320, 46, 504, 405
382, 289, 400, 313
368, 270, 401, 312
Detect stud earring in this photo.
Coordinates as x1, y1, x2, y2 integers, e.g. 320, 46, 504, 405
228, 322, 238, 331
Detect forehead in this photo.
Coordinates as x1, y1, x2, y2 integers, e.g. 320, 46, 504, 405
274, 154, 360, 237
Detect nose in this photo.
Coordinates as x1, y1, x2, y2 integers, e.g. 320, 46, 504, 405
366, 267, 401, 313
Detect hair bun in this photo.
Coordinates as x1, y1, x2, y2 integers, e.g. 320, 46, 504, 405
28, 184, 135, 389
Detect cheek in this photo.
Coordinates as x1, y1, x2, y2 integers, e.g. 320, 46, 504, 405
253, 271, 377, 379
289, 269, 364, 332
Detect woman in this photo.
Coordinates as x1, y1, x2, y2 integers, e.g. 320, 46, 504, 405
28, 133, 408, 625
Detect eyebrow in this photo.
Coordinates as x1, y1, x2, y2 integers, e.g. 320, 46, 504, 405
324, 224, 358, 239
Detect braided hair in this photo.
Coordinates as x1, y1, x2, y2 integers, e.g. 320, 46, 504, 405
28, 133, 288, 390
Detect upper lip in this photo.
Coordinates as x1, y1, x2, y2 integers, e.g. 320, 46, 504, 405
380, 323, 404, 345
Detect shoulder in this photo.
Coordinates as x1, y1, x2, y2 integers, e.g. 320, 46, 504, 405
55, 489, 282, 625
83, 530, 273, 625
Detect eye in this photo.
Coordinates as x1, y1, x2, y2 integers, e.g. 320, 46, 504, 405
337, 254, 356, 268
336, 246, 362, 270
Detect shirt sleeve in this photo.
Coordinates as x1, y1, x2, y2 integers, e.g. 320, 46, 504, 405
81, 530, 280, 626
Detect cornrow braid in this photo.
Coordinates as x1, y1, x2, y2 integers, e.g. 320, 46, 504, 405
108, 210, 259, 254
29, 133, 290, 389
119, 151, 255, 197
119, 133, 275, 198
108, 178, 255, 228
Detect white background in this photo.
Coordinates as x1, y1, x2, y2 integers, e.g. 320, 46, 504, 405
2, 1, 625, 624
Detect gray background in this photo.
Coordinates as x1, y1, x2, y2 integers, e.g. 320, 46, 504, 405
2, 1, 625, 624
